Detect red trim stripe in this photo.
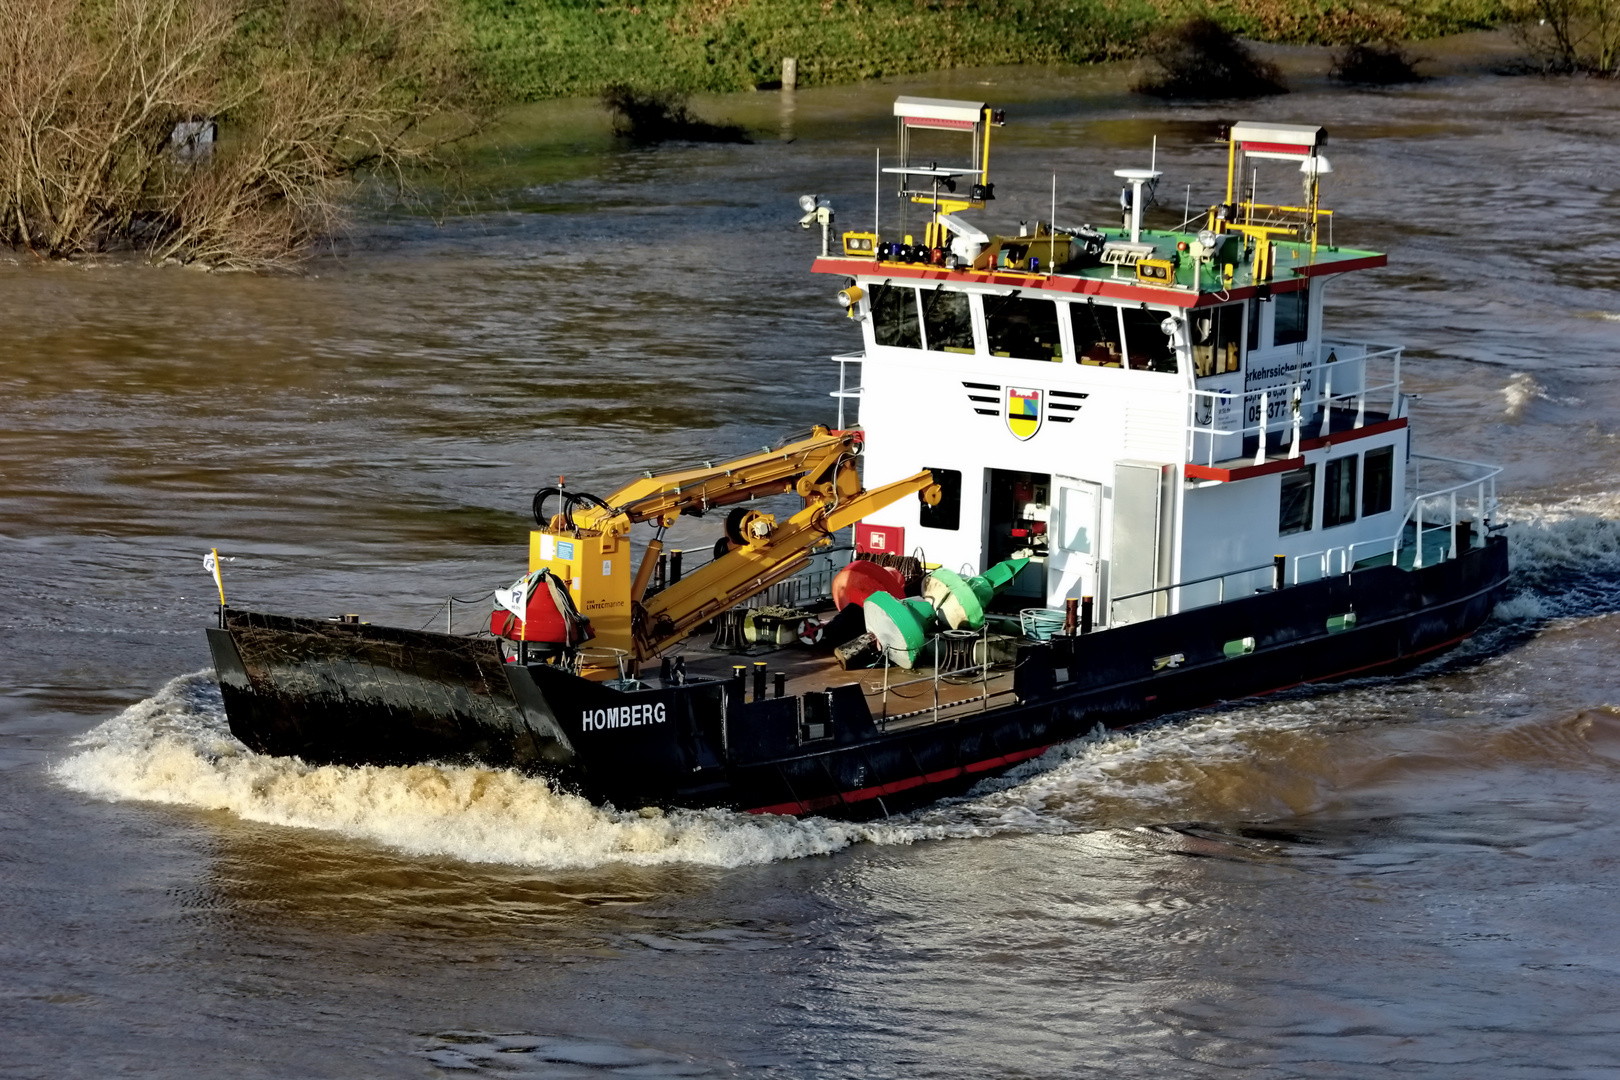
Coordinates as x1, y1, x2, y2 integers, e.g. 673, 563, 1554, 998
809, 254, 1388, 308
746, 744, 1051, 817
903, 117, 976, 130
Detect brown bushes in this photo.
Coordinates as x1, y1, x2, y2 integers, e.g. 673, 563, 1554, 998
1132, 17, 1288, 99
600, 85, 750, 144
0, 0, 479, 268
1330, 41, 1424, 84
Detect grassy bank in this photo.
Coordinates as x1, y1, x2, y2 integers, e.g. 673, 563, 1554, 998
454, 0, 1509, 102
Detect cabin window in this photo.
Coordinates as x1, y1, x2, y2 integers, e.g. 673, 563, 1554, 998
871, 284, 922, 349
986, 295, 1062, 362
1121, 307, 1178, 373
1247, 298, 1264, 354
1192, 303, 1243, 378
921, 289, 974, 353
1362, 445, 1395, 516
1279, 464, 1316, 536
919, 467, 962, 530
1323, 454, 1358, 528
1070, 302, 1125, 367
1274, 285, 1310, 346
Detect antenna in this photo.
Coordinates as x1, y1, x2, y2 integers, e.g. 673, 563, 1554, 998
1050, 173, 1056, 272
1151, 135, 1157, 172
874, 148, 881, 236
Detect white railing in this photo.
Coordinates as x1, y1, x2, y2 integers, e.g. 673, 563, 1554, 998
830, 352, 864, 430
1187, 342, 1403, 468
1292, 453, 1502, 583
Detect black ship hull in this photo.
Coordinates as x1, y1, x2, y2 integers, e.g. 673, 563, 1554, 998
208, 537, 1509, 818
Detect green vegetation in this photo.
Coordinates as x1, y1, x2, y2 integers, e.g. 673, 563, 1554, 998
453, 0, 1510, 102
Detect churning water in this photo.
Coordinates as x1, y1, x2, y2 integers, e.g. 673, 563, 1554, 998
7, 38, 1620, 1079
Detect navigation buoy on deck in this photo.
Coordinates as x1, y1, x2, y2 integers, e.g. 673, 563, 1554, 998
921, 557, 1030, 630
832, 560, 905, 611
863, 592, 937, 668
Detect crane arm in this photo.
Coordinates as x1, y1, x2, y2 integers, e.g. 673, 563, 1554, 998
631, 469, 940, 660
559, 426, 862, 535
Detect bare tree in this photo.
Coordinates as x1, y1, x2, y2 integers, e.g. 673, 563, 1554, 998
0, 0, 478, 268
1514, 0, 1620, 74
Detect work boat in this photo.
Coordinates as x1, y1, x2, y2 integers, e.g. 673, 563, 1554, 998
208, 101, 1509, 818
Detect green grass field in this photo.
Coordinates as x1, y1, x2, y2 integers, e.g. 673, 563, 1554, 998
452, 0, 1509, 102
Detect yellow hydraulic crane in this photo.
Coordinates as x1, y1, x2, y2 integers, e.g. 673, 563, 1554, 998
525, 426, 940, 677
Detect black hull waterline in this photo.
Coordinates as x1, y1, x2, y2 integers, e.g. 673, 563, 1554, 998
207, 537, 1509, 818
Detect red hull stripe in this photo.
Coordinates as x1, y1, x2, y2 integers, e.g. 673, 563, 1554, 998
743, 625, 1481, 817
904, 118, 976, 130
746, 744, 1052, 817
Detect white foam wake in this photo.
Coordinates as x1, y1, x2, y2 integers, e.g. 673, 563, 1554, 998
51, 672, 932, 869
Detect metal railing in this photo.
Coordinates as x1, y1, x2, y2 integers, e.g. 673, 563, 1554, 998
830, 352, 864, 430
1109, 559, 1279, 624
1187, 342, 1403, 469
1293, 454, 1502, 582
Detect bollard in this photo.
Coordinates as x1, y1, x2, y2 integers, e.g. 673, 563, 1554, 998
656, 551, 667, 590
670, 549, 684, 584
660, 656, 673, 685
1273, 554, 1286, 591
775, 671, 786, 699
731, 664, 747, 703
1063, 597, 1079, 636
753, 662, 767, 702
1080, 595, 1094, 635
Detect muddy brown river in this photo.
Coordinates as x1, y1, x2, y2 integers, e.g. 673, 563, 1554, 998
4, 41, 1620, 1078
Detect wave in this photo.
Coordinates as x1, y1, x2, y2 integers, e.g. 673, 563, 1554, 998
1492, 493, 1620, 621
1500, 371, 1583, 419
51, 672, 933, 870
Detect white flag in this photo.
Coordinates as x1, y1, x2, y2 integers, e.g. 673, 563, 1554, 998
494, 572, 535, 620
203, 549, 224, 602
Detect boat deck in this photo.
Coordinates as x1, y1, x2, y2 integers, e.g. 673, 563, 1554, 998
667, 635, 1020, 730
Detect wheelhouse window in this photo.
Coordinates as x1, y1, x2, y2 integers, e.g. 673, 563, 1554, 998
919, 467, 962, 530
1323, 454, 1358, 528
1192, 303, 1243, 378
1279, 464, 1316, 536
986, 295, 1062, 362
1071, 302, 1124, 367
1362, 445, 1395, 516
921, 289, 974, 353
1121, 307, 1177, 373
871, 284, 922, 349
1274, 285, 1310, 346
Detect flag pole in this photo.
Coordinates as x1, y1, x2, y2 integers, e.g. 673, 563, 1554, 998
208, 548, 227, 628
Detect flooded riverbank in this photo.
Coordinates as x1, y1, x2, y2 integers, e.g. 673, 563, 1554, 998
4, 52, 1620, 1078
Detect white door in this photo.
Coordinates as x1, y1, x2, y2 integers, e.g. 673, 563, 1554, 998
1047, 477, 1101, 606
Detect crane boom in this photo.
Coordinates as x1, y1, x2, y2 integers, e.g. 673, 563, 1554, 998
522, 427, 939, 678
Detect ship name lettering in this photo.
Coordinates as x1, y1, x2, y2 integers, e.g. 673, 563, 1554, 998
582, 702, 668, 731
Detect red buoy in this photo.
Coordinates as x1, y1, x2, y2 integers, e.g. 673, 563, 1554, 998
831, 560, 905, 612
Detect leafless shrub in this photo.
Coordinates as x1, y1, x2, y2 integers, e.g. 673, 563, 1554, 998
0, 0, 481, 269
1330, 40, 1424, 84
1511, 0, 1620, 74
1132, 17, 1288, 99
601, 84, 750, 144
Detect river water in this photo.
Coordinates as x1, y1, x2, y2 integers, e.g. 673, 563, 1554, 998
5, 42, 1620, 1078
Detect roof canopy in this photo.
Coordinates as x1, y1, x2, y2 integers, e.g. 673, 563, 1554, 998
1230, 121, 1327, 160
894, 96, 984, 131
